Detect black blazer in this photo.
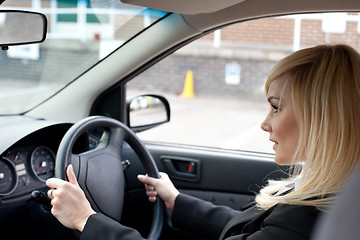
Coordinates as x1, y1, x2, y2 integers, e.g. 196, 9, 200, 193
80, 193, 320, 240
172, 194, 320, 240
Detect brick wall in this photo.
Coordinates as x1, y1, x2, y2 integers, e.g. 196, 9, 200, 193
208, 14, 360, 50
128, 51, 277, 100
129, 14, 360, 99
219, 18, 294, 48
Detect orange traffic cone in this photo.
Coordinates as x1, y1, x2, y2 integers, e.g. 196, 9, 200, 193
180, 70, 195, 98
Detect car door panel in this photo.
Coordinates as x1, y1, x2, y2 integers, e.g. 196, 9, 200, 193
122, 142, 287, 239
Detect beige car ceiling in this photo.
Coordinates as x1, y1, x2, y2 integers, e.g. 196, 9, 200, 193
121, 0, 246, 14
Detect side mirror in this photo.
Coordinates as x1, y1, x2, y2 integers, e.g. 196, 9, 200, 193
0, 10, 47, 50
127, 95, 170, 132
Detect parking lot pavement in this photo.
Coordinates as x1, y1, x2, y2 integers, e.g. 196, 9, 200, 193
133, 92, 274, 154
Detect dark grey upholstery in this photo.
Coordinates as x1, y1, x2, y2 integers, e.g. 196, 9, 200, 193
311, 167, 360, 240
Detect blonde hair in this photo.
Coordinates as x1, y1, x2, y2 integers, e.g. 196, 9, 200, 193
256, 44, 360, 210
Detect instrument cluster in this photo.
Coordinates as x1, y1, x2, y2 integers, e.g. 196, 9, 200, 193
0, 145, 56, 198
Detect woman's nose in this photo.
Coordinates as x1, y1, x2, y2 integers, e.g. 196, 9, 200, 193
261, 116, 270, 132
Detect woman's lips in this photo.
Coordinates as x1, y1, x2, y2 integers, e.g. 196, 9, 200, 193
270, 139, 278, 150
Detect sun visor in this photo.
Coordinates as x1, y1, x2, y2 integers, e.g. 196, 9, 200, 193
120, 0, 246, 14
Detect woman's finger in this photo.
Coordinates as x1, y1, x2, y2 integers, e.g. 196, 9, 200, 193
146, 189, 157, 197
137, 174, 159, 186
47, 189, 54, 199
46, 177, 65, 189
145, 184, 155, 191
149, 196, 157, 202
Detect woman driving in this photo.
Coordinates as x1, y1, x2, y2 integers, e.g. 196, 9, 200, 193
46, 44, 360, 240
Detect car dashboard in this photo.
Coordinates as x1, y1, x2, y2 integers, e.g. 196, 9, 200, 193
0, 116, 73, 204
0, 115, 108, 239
2, 145, 56, 199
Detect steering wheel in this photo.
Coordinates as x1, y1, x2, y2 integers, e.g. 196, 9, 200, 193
54, 116, 164, 240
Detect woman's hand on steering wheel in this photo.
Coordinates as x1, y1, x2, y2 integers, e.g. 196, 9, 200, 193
46, 164, 96, 231
137, 172, 179, 210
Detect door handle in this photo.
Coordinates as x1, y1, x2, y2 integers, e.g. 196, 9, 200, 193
161, 156, 201, 182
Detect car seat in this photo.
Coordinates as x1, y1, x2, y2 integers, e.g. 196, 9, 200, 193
311, 166, 360, 240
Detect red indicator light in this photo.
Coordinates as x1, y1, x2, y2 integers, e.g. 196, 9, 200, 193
188, 164, 192, 172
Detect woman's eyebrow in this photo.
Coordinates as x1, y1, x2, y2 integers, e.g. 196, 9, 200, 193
267, 96, 280, 102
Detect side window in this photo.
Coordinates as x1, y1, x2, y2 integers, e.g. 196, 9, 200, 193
127, 12, 360, 153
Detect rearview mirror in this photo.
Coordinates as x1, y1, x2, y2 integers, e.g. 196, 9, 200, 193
0, 10, 47, 50
127, 95, 171, 132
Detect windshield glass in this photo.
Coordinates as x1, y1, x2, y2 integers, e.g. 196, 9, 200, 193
0, 0, 166, 114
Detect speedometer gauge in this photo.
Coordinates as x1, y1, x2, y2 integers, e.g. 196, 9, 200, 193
30, 146, 55, 182
0, 157, 18, 196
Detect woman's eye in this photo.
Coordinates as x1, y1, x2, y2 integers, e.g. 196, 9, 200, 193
271, 104, 280, 114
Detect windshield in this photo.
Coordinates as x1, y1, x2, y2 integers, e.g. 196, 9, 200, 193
0, 0, 166, 114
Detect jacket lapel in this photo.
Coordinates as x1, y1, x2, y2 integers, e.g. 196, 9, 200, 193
219, 205, 265, 239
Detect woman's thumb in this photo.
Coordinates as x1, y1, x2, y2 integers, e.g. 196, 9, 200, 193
66, 164, 79, 186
